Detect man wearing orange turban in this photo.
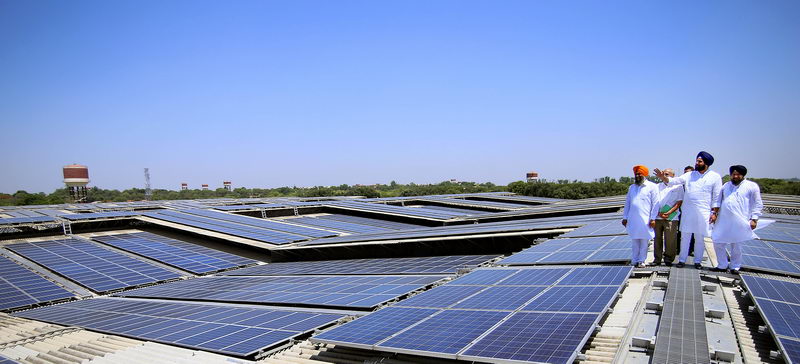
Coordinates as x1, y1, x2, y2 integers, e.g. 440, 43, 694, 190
622, 165, 659, 267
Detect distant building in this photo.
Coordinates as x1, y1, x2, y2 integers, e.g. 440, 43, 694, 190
201, 184, 209, 191
180, 183, 188, 191
449, 179, 459, 183
223, 181, 232, 191
526, 171, 540, 182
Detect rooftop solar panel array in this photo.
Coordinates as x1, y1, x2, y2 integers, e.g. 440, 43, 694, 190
58, 211, 139, 221
6, 238, 183, 293
560, 220, 627, 238
739, 239, 800, 276
313, 266, 631, 363
499, 236, 630, 265
741, 275, 800, 364
0, 216, 58, 226
179, 209, 335, 238
421, 197, 534, 210
278, 216, 392, 234
757, 223, 800, 244
116, 275, 445, 309
326, 201, 467, 220
407, 205, 485, 216
14, 298, 345, 357
92, 232, 258, 274
142, 211, 309, 245
221, 255, 497, 276
316, 214, 422, 230
0, 254, 75, 311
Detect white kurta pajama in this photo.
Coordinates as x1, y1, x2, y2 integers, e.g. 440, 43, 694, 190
665, 170, 723, 264
712, 180, 763, 270
623, 180, 658, 264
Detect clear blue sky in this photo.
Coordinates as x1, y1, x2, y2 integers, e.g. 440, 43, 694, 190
2, 1, 798, 193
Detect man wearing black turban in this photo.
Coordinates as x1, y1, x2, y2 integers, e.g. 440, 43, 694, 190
711, 165, 763, 273
654, 151, 723, 269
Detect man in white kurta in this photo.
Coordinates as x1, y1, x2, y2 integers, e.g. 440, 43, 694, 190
711, 165, 763, 273
622, 165, 659, 267
654, 151, 722, 269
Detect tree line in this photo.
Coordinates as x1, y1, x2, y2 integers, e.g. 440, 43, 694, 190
2, 177, 797, 206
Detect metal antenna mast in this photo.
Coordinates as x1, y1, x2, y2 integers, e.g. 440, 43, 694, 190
144, 168, 152, 200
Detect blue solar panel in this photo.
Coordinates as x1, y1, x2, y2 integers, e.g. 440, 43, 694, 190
92, 232, 258, 274
498, 268, 571, 286
314, 307, 438, 347
779, 337, 800, 364
58, 211, 138, 220
742, 254, 800, 275
378, 310, 510, 355
460, 312, 597, 364
6, 239, 183, 293
558, 266, 632, 286
757, 300, 800, 338
453, 286, 547, 310
313, 266, 630, 361
116, 275, 444, 309
449, 269, 519, 285
560, 220, 626, 237
741, 275, 800, 303
221, 255, 496, 276
179, 209, 335, 238
281, 216, 391, 234
499, 236, 631, 265
14, 298, 344, 357
395, 286, 486, 308
143, 211, 307, 244
0, 255, 75, 311
317, 214, 422, 230
0, 216, 57, 225
521, 286, 619, 313
0, 355, 18, 364
327, 201, 467, 219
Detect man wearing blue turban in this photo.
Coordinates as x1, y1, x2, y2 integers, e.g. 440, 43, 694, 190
654, 151, 723, 269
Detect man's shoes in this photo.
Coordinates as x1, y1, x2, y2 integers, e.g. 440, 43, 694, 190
665, 262, 672, 267
730, 269, 740, 275
694, 263, 702, 269
650, 262, 661, 267
676, 262, 685, 268
710, 267, 725, 272
636, 263, 646, 268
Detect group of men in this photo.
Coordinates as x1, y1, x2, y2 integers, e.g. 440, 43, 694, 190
622, 151, 763, 273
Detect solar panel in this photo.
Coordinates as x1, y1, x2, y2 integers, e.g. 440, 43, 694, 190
0, 254, 75, 311
560, 220, 626, 238
421, 197, 534, 210
116, 275, 445, 309
221, 255, 496, 276
6, 238, 183, 293
280, 216, 391, 234
741, 275, 800, 303
521, 286, 619, 313
313, 307, 439, 347
0, 216, 57, 226
460, 312, 598, 364
377, 310, 510, 355
395, 286, 486, 309
779, 337, 800, 364
756, 223, 800, 243
92, 232, 258, 274
326, 201, 466, 220
453, 286, 547, 310
736, 239, 800, 276
178, 209, 335, 238
313, 266, 631, 362
143, 211, 308, 244
498, 236, 631, 265
0, 354, 18, 364
317, 214, 422, 230
58, 211, 139, 220
14, 298, 344, 357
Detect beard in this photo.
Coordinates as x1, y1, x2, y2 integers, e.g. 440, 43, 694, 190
732, 178, 742, 185
694, 163, 707, 172
634, 176, 644, 185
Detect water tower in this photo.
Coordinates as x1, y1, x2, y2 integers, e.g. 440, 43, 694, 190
223, 181, 232, 191
526, 171, 540, 182
63, 164, 90, 202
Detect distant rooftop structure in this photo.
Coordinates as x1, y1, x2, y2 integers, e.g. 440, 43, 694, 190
63, 164, 89, 202
526, 171, 539, 182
